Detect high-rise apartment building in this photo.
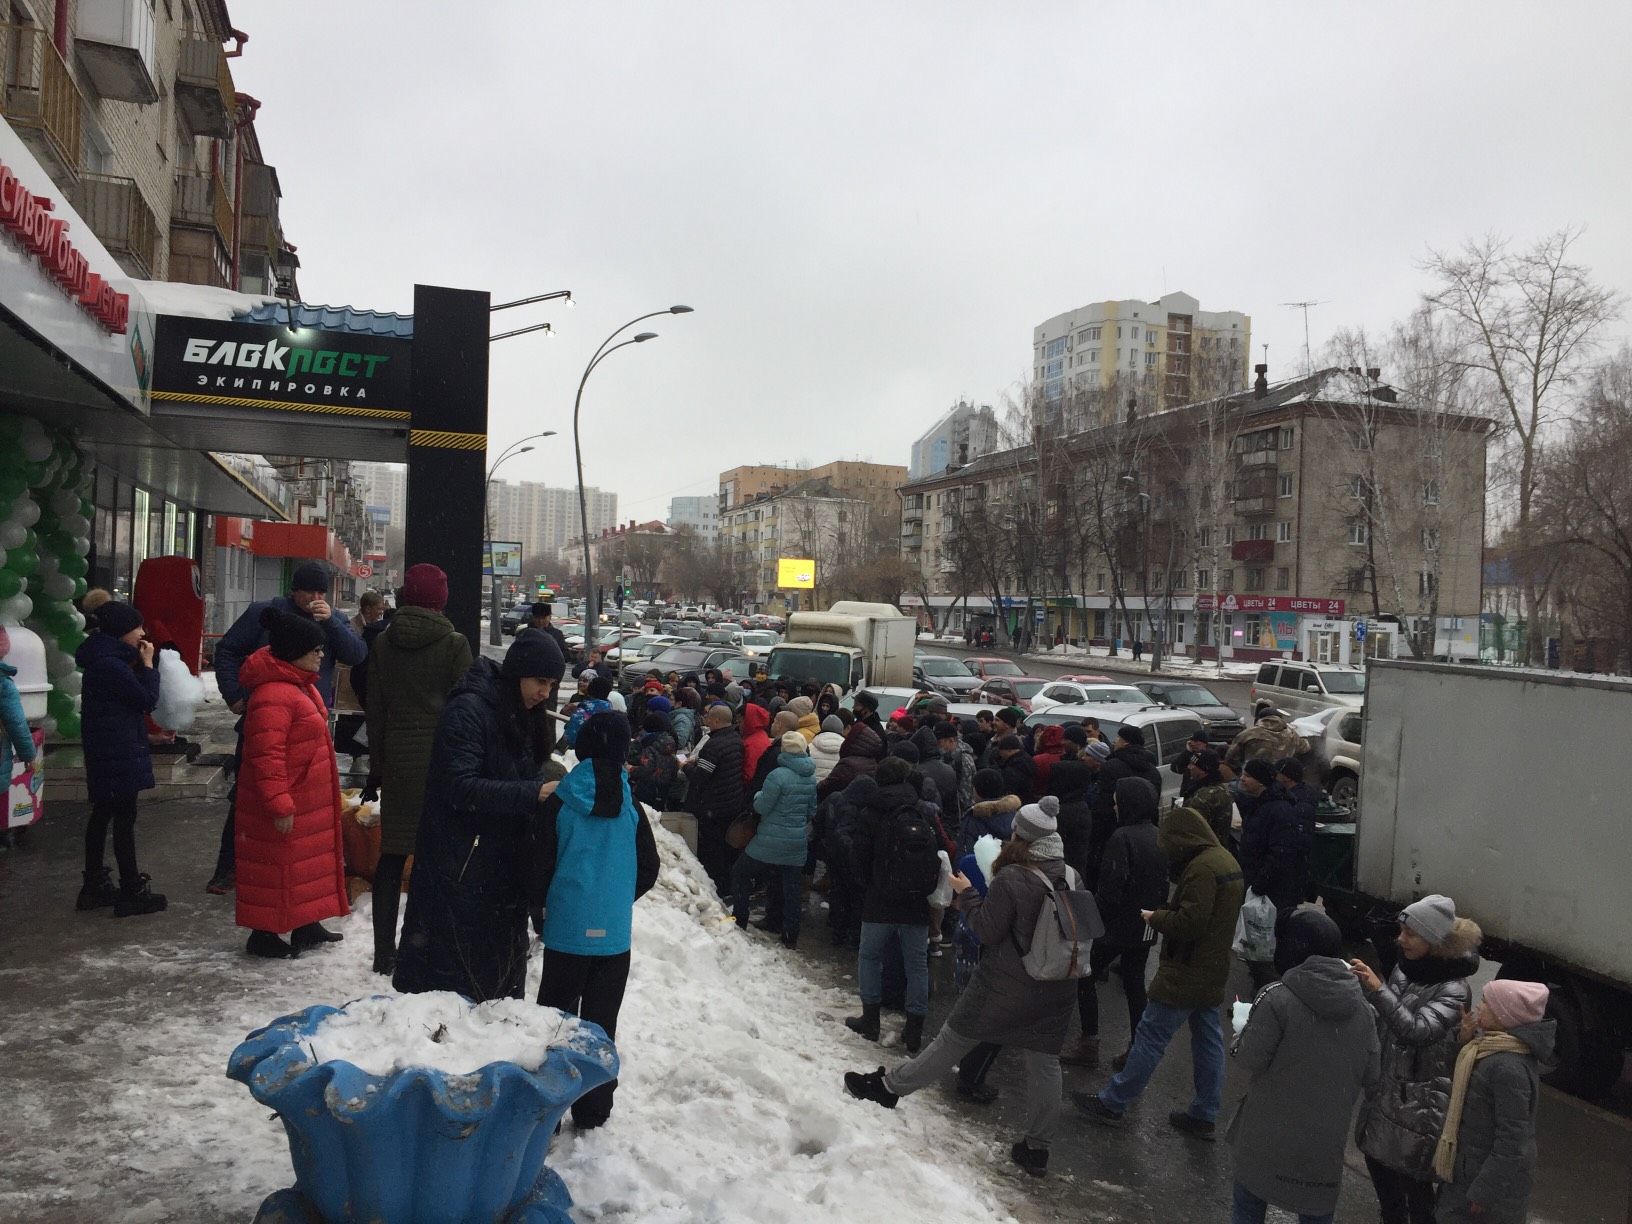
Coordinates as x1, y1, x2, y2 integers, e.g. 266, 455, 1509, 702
668, 495, 718, 546
1033, 291, 1250, 416
354, 462, 408, 529
488, 481, 617, 576
909, 401, 1002, 479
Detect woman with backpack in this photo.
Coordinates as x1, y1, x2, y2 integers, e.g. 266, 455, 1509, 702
845, 797, 1078, 1179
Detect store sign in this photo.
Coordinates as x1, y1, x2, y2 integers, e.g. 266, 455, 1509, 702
152, 316, 412, 413
0, 158, 130, 333
1196, 594, 1346, 615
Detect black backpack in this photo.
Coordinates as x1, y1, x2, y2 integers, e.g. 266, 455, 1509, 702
877, 804, 942, 901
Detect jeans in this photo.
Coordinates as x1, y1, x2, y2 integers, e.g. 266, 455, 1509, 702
884, 1025, 1060, 1147
1363, 1155, 1438, 1224
537, 948, 632, 1128
858, 922, 929, 1016
85, 793, 140, 885
1231, 1182, 1333, 1224
731, 854, 804, 941
1098, 999, 1226, 1123
1080, 941, 1150, 1040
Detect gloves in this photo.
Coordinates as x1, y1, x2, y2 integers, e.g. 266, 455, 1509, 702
360, 782, 379, 804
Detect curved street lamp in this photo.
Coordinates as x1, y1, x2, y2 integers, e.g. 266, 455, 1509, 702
484, 431, 556, 645
575, 307, 693, 649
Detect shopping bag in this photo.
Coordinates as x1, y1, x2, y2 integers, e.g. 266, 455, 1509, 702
1232, 888, 1277, 961
927, 851, 954, 907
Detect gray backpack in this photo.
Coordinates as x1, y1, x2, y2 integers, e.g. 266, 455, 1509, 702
1017, 865, 1105, 981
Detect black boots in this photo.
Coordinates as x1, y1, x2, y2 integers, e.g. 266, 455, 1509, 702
844, 1002, 881, 1041
291, 922, 343, 950
204, 869, 234, 895
902, 1013, 926, 1055
1010, 1141, 1049, 1178
112, 875, 167, 917
76, 867, 119, 911
843, 1067, 899, 1109
246, 930, 297, 959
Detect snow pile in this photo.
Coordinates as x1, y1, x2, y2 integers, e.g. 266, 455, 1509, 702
642, 804, 731, 924
304, 993, 581, 1075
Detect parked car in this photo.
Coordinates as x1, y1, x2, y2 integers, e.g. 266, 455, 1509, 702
843, 686, 920, 722
1290, 705, 1364, 811
500, 601, 536, 635
971, 675, 1050, 711
1024, 703, 1206, 807
1057, 673, 1116, 684
912, 654, 983, 698
634, 644, 750, 688
699, 627, 739, 646
1027, 680, 1150, 714
1134, 680, 1245, 743
1250, 661, 1366, 718
731, 629, 781, 657
659, 620, 704, 642
601, 633, 675, 663
963, 657, 1028, 682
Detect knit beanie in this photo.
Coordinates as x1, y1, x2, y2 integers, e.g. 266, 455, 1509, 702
973, 768, 1006, 800
1242, 758, 1276, 786
787, 695, 814, 717
1085, 740, 1112, 761
646, 695, 673, 714
821, 714, 844, 734
93, 600, 144, 639
779, 731, 808, 755
996, 707, 1021, 728
889, 740, 921, 764
1116, 723, 1145, 747
261, 606, 324, 662
501, 631, 566, 680
1063, 724, 1088, 747
1275, 756, 1304, 783
290, 562, 329, 594
1481, 980, 1549, 1030
1273, 906, 1345, 977
1013, 795, 1059, 841
401, 563, 449, 611
1399, 894, 1457, 946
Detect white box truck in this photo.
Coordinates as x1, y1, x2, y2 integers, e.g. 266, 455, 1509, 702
1356, 659, 1632, 1096
766, 601, 915, 695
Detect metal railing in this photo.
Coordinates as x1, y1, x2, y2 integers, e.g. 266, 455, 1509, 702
0, 23, 82, 176
172, 164, 233, 245
68, 172, 160, 276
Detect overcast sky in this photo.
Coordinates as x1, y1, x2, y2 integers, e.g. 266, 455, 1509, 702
233, 1, 1632, 521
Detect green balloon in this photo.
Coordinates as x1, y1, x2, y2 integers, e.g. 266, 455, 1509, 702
47, 689, 73, 715
8, 550, 36, 577
0, 571, 20, 599
56, 711, 80, 740
59, 553, 86, 578
73, 577, 87, 599
79, 499, 94, 518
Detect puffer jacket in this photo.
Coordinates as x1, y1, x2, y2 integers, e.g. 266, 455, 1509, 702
808, 730, 844, 782
747, 753, 816, 867
1146, 807, 1245, 1009
1089, 744, 1162, 881
1096, 778, 1168, 948
1226, 715, 1308, 768
817, 724, 882, 800
1354, 925, 1482, 1179
686, 724, 745, 825
740, 703, 773, 781
1237, 780, 1308, 912
957, 794, 1019, 858
1436, 1020, 1556, 1224
75, 632, 160, 801
0, 663, 35, 782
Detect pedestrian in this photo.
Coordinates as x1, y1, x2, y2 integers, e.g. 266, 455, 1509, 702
1226, 712, 1308, 770
1349, 894, 1482, 1224
809, 715, 845, 783
817, 721, 884, 800
733, 731, 817, 947
1433, 981, 1554, 1224
1169, 729, 1212, 802
234, 608, 349, 958
845, 757, 938, 1053
815, 686, 842, 724
518, 601, 570, 661
851, 689, 886, 743
1049, 734, 1095, 884
1087, 723, 1161, 886
1063, 776, 1166, 1069
917, 722, 962, 814
1072, 805, 1244, 1137
993, 733, 1036, 804
362, 564, 472, 975
820, 771, 878, 948
1031, 724, 1066, 789
1276, 756, 1321, 857
740, 701, 773, 783
1186, 750, 1235, 850
628, 714, 682, 810
1228, 907, 1380, 1224
207, 562, 366, 894
529, 711, 660, 1130
0, 625, 36, 822
787, 694, 821, 743
845, 798, 1076, 1178
965, 710, 996, 761
74, 601, 165, 915
1131, 636, 1143, 662
683, 703, 745, 896
393, 632, 564, 1001
958, 768, 1020, 856
670, 686, 700, 752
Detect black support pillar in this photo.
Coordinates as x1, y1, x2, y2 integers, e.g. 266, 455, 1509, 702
405, 284, 490, 646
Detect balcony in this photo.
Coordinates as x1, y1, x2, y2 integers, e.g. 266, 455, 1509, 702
1230, 539, 1276, 563
1235, 496, 1275, 517
74, 0, 158, 103
172, 165, 234, 246
1237, 448, 1278, 471
67, 173, 160, 277
0, 24, 83, 181
175, 33, 233, 137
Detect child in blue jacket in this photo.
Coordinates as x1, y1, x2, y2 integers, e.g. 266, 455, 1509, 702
0, 625, 37, 834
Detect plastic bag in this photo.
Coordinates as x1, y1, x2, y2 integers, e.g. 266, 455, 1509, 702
152, 648, 204, 731
1232, 888, 1277, 961
927, 850, 953, 907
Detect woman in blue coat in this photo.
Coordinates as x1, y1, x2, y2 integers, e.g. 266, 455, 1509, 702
732, 731, 817, 947
74, 602, 164, 916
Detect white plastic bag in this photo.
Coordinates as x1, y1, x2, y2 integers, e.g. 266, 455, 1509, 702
1232, 888, 1277, 962
152, 647, 205, 732
927, 850, 953, 907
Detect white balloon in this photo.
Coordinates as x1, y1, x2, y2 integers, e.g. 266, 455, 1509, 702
57, 670, 82, 696
12, 499, 40, 528
70, 608, 85, 631
47, 651, 75, 679
21, 435, 51, 463
42, 572, 74, 601
39, 716, 56, 735
16, 416, 45, 441
0, 523, 22, 551
49, 488, 77, 515
0, 594, 33, 622
61, 513, 89, 536
73, 536, 90, 557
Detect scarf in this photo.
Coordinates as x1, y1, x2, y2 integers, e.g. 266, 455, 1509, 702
1432, 1031, 1531, 1181
1026, 832, 1066, 863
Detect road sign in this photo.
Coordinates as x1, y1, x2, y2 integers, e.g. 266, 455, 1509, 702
1354, 620, 1368, 642
351, 563, 373, 579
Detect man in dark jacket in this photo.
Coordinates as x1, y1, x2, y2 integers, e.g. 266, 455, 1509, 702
917, 726, 961, 815
821, 772, 879, 947
685, 703, 745, 896
1074, 806, 1244, 1137
1187, 750, 1235, 851
206, 562, 367, 894
817, 722, 883, 800
1086, 725, 1161, 886
1168, 729, 1212, 803
1276, 757, 1321, 852
1237, 759, 1309, 919
994, 734, 1036, 804
518, 601, 571, 661
851, 689, 886, 743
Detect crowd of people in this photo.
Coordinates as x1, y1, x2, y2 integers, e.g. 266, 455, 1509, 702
45, 578, 1557, 1215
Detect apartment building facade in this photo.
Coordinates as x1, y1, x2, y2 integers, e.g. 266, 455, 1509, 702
668, 493, 717, 547
718, 460, 907, 529
909, 400, 1001, 480
488, 480, 617, 577
721, 480, 871, 611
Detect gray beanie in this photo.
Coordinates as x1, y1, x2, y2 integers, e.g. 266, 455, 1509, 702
1085, 740, 1112, 762
821, 714, 844, 734
1013, 795, 1060, 841
1400, 894, 1456, 946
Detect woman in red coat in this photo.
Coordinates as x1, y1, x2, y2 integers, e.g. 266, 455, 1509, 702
235, 608, 349, 959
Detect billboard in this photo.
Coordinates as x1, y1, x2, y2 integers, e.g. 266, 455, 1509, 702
777, 558, 815, 589
483, 541, 523, 577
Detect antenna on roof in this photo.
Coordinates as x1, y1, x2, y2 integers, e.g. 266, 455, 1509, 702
1281, 301, 1326, 377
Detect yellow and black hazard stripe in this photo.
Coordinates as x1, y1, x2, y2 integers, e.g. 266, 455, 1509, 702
408, 428, 488, 450
150, 390, 411, 421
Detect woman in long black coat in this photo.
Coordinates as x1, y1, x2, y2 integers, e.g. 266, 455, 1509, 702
393, 634, 564, 1002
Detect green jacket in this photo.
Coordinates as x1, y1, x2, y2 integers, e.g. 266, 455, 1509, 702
1146, 806, 1245, 1009
365, 607, 473, 856
1189, 781, 1234, 847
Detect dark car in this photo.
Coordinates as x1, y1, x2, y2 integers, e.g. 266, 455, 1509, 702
500, 601, 536, 635
627, 644, 751, 689
911, 654, 982, 698
971, 675, 1050, 711
1134, 680, 1245, 743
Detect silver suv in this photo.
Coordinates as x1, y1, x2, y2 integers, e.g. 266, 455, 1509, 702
1250, 661, 1366, 718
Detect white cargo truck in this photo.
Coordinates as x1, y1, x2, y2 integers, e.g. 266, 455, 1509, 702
766, 601, 915, 695
1357, 659, 1632, 1095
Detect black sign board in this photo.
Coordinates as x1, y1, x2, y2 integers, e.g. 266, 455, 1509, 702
151, 316, 412, 418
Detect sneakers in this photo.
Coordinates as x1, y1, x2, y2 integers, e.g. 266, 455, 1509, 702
291, 922, 343, 950
76, 867, 119, 912
112, 875, 167, 917
844, 1003, 881, 1042
1070, 1090, 1127, 1127
1059, 1036, 1100, 1068
843, 1067, 899, 1109
1010, 1140, 1049, 1178
902, 1013, 926, 1055
1167, 1109, 1216, 1140
205, 870, 235, 895
955, 1080, 999, 1105
246, 930, 297, 959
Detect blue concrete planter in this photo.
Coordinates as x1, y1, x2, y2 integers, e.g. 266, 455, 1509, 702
229, 998, 618, 1224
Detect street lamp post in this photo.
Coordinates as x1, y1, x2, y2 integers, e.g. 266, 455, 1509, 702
574, 306, 694, 652
485, 432, 556, 646
1121, 474, 1157, 670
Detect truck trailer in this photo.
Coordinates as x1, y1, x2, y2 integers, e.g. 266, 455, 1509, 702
765, 601, 915, 694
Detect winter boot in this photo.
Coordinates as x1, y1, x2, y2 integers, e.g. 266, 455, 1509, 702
1111, 1048, 1131, 1073
844, 1002, 881, 1042
291, 922, 343, 950
205, 869, 235, 895
843, 1067, 899, 1109
779, 931, 798, 951
112, 875, 167, 917
1059, 1036, 1100, 1068
1167, 1109, 1216, 1141
902, 1013, 926, 1055
246, 930, 297, 959
372, 931, 397, 976
76, 867, 119, 911
1010, 1141, 1049, 1178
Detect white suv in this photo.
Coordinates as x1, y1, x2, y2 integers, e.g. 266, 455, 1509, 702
1250, 662, 1366, 718
1023, 702, 1205, 807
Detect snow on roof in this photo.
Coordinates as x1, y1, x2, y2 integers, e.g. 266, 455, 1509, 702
132, 281, 281, 322
1277, 367, 1388, 406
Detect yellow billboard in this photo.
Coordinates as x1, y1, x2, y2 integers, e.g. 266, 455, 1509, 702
777, 558, 816, 589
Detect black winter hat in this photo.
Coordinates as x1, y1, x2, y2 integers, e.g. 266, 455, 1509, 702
1063, 724, 1089, 747
1275, 757, 1304, 783
502, 631, 566, 680
1274, 906, 1344, 977
1115, 723, 1145, 747
995, 733, 1023, 752
996, 707, 1022, 728
889, 741, 921, 764
575, 710, 632, 764
1194, 749, 1222, 775
261, 606, 324, 662
876, 756, 912, 786
973, 767, 1006, 800
852, 690, 879, 711
1242, 758, 1276, 786
93, 600, 143, 639
290, 562, 330, 594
